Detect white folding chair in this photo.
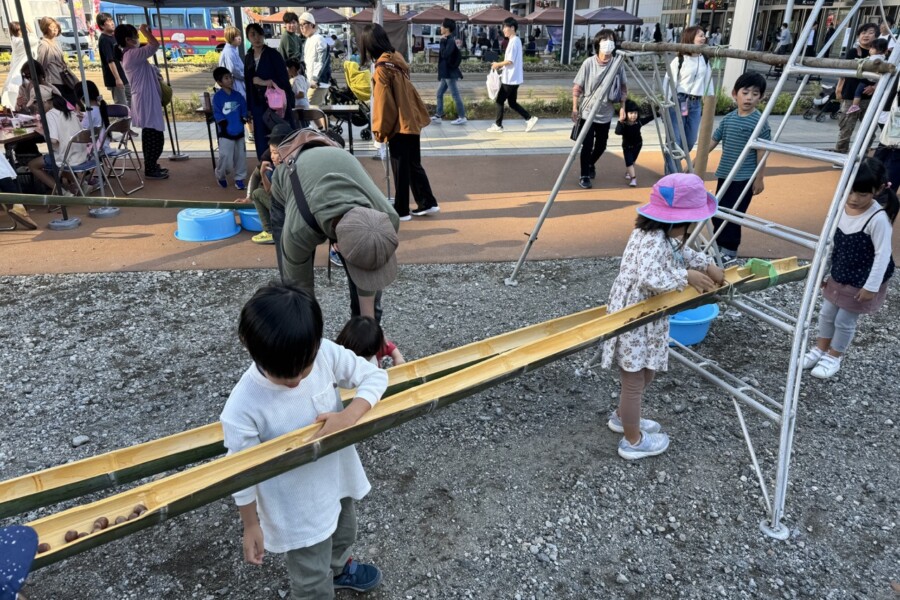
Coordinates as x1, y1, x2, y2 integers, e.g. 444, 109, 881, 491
101, 117, 144, 195
56, 128, 105, 197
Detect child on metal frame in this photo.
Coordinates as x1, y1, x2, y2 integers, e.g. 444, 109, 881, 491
221, 284, 385, 598
601, 173, 724, 460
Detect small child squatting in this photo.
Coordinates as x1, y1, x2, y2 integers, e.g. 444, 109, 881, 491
801, 157, 897, 379
221, 284, 385, 599
335, 315, 406, 368
602, 174, 725, 460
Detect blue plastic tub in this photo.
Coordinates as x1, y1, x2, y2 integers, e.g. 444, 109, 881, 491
669, 303, 720, 346
236, 208, 263, 232
175, 209, 240, 242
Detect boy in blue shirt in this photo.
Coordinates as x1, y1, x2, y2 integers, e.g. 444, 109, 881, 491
708, 72, 771, 263
212, 66, 248, 190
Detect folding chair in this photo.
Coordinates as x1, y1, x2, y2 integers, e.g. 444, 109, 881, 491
106, 104, 130, 120
294, 107, 327, 131
56, 128, 105, 197
102, 117, 144, 195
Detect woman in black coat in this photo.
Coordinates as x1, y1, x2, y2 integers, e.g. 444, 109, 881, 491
243, 23, 295, 159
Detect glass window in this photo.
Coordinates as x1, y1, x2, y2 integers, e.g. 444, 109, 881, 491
153, 13, 185, 28
116, 13, 144, 27
210, 10, 230, 28
188, 13, 206, 28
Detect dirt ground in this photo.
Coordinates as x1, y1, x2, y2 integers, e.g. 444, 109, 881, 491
1, 259, 898, 599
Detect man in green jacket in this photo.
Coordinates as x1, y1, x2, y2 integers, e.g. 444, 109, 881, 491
278, 12, 303, 63
271, 146, 400, 321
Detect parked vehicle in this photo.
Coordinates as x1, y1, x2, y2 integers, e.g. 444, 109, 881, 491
99, 1, 234, 54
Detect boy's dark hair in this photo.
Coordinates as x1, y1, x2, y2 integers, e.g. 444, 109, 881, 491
283, 11, 299, 24
359, 23, 395, 66
95, 13, 113, 28
733, 72, 767, 96
335, 316, 384, 360
114, 23, 137, 49
239, 284, 323, 379
245, 23, 264, 38
503, 17, 518, 31
624, 98, 640, 114
285, 57, 302, 72
635, 215, 692, 246
855, 157, 899, 223
442, 18, 456, 33
213, 66, 231, 83
871, 38, 889, 53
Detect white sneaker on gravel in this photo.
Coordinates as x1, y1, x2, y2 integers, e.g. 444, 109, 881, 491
525, 116, 539, 132
618, 432, 670, 460
487, 124, 504, 133
608, 412, 662, 434
802, 347, 824, 370
810, 353, 841, 379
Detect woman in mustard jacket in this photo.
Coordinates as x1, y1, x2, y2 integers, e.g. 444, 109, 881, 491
362, 24, 439, 221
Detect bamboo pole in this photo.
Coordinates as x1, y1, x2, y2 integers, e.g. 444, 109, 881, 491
619, 42, 896, 73
0, 193, 243, 211
23, 260, 809, 569
693, 95, 718, 178
0, 303, 615, 518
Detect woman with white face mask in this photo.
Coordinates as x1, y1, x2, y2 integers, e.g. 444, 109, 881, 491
571, 29, 627, 189
663, 25, 713, 174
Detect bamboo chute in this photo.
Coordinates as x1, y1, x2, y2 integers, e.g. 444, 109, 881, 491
0, 303, 615, 519
18, 259, 808, 569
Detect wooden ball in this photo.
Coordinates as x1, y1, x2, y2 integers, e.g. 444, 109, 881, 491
64, 530, 78, 543
77, 532, 88, 539
94, 517, 109, 530
115, 516, 127, 525
37, 543, 50, 553
134, 504, 147, 515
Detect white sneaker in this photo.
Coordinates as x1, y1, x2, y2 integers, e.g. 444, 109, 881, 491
802, 347, 824, 370
607, 411, 662, 434
398, 215, 412, 222
525, 116, 539, 132
629, 179, 637, 187
451, 117, 467, 125
411, 205, 440, 216
431, 115, 442, 123
486, 124, 504, 133
618, 432, 670, 460
810, 354, 841, 379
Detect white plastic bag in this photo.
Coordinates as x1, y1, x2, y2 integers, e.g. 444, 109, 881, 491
486, 69, 501, 101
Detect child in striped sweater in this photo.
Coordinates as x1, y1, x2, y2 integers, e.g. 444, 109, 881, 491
707, 72, 770, 263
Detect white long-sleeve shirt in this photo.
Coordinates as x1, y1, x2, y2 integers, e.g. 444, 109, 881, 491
220, 339, 387, 553
303, 32, 329, 86
665, 54, 713, 98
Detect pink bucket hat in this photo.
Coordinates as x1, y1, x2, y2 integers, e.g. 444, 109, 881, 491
637, 173, 718, 224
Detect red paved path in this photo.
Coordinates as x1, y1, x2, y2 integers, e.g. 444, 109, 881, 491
3, 152, 888, 276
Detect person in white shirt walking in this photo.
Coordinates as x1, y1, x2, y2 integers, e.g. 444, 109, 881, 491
488, 17, 538, 133
222, 284, 386, 599
298, 12, 331, 106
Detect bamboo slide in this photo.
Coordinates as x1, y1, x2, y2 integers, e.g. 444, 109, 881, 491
21, 259, 808, 569
0, 303, 614, 519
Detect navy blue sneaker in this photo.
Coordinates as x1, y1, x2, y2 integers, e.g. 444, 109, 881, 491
217, 178, 227, 188
333, 558, 382, 592
235, 179, 245, 190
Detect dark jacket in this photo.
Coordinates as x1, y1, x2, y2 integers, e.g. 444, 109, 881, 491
438, 35, 463, 80
244, 46, 294, 116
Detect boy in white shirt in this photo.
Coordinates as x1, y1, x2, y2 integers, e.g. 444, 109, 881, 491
221, 284, 385, 598
488, 17, 538, 133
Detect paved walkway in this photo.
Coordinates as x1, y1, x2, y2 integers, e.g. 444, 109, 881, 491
174, 114, 842, 158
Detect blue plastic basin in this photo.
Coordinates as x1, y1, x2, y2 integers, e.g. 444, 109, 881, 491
669, 303, 720, 346
236, 208, 263, 232
175, 209, 240, 242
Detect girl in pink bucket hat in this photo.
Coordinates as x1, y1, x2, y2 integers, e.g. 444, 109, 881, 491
601, 173, 725, 460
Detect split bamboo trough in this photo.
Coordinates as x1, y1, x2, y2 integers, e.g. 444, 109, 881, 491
6, 259, 807, 569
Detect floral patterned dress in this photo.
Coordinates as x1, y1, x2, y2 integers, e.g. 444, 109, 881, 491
601, 228, 712, 373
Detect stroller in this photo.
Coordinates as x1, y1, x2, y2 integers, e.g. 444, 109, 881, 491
326, 61, 373, 141
803, 83, 841, 122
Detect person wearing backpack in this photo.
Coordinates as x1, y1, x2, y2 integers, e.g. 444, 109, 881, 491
663, 25, 713, 174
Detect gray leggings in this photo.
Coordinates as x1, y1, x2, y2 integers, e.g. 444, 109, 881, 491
817, 299, 861, 353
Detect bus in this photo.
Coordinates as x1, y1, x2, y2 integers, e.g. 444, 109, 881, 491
98, 2, 233, 55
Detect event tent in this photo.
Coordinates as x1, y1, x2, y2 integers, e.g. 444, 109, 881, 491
523, 7, 587, 25
467, 6, 517, 25
580, 7, 642, 25
408, 6, 468, 24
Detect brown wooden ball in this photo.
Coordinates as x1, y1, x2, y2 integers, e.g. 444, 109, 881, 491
134, 504, 147, 515
77, 532, 88, 539
37, 543, 50, 553
115, 516, 127, 525
94, 517, 109, 530
64, 530, 78, 543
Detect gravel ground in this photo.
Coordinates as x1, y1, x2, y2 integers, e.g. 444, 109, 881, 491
1, 259, 898, 600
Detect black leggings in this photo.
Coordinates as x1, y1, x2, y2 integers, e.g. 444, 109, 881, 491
580, 121, 610, 177
142, 128, 165, 173
495, 84, 531, 126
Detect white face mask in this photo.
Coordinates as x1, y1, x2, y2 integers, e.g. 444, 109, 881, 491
598, 40, 615, 54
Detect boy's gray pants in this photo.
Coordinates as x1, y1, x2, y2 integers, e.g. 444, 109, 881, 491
285, 497, 357, 600
215, 137, 247, 182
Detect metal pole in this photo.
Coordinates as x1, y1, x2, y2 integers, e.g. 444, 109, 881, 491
505, 53, 624, 286
66, 0, 106, 198
561, 0, 575, 65
150, 4, 188, 161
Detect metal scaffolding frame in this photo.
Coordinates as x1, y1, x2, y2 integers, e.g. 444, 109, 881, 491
511, 0, 898, 539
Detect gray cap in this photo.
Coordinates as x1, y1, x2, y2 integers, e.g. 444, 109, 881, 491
335, 207, 398, 292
